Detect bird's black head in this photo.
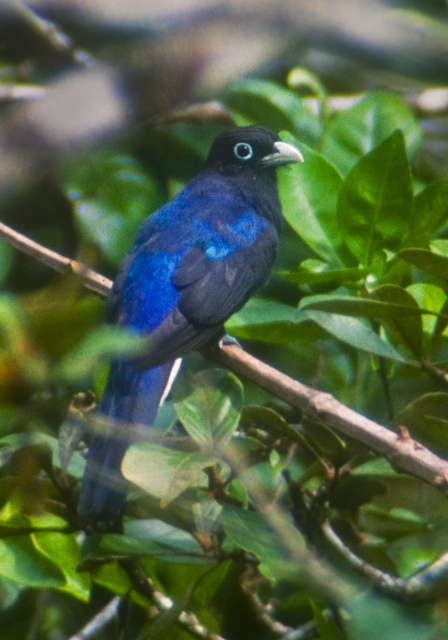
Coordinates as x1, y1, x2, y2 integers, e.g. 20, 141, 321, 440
204, 125, 303, 176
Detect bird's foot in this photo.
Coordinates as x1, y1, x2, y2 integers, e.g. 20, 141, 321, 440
218, 333, 242, 349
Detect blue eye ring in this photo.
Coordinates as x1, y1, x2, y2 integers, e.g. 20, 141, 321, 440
233, 142, 254, 161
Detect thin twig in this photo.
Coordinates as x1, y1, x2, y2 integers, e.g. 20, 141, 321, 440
241, 587, 293, 638
321, 522, 448, 602
25, 590, 49, 640
11, 1, 93, 66
122, 559, 226, 640
0, 85, 46, 101
67, 596, 121, 640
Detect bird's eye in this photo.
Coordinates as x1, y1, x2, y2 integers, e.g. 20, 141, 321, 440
233, 142, 254, 161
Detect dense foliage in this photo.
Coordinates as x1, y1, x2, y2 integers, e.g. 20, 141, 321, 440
1, 9, 448, 640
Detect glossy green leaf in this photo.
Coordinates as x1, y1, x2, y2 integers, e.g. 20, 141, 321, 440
398, 547, 437, 579
224, 78, 321, 144
300, 292, 425, 321
278, 135, 346, 265
406, 283, 448, 339
338, 132, 414, 270
352, 458, 397, 476
31, 531, 90, 600
100, 519, 205, 561
431, 240, 448, 256
228, 298, 301, 328
302, 310, 408, 362
0, 536, 64, 588
322, 92, 421, 175
226, 298, 323, 346
123, 443, 216, 505
0, 507, 67, 530
65, 153, 164, 265
174, 369, 243, 448
279, 261, 365, 286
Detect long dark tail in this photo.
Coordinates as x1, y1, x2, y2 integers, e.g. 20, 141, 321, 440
78, 360, 176, 532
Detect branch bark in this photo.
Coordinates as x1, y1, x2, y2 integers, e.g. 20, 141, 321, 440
0, 222, 112, 297
67, 597, 121, 640
2, 220, 448, 497
216, 345, 448, 497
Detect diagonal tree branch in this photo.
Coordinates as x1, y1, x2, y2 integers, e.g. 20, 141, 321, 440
215, 345, 448, 496
1, 220, 448, 497
0, 221, 112, 297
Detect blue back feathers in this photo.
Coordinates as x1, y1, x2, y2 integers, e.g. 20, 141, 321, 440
78, 125, 302, 531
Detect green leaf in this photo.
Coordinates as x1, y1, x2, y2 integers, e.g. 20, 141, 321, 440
278, 134, 346, 265
224, 78, 321, 144
370, 285, 423, 357
31, 531, 90, 600
100, 519, 205, 561
410, 180, 448, 245
300, 292, 425, 321
399, 248, 448, 283
0, 432, 85, 479
65, 152, 164, 265
322, 92, 421, 175
228, 298, 301, 328
56, 326, 148, 382
302, 310, 408, 362
361, 504, 429, 540
278, 261, 365, 286
311, 601, 344, 640
174, 369, 243, 448
0, 536, 64, 588
226, 298, 322, 346
192, 499, 223, 541
191, 560, 232, 607
241, 405, 289, 434
393, 392, 448, 456
406, 283, 448, 339
431, 240, 448, 256
398, 547, 437, 579
0, 576, 21, 609
90, 562, 133, 597
0, 241, 13, 286
347, 593, 434, 640
338, 131, 414, 270
222, 507, 301, 581
123, 443, 216, 505
352, 458, 397, 476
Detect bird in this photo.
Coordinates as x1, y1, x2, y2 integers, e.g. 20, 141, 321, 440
78, 125, 303, 532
